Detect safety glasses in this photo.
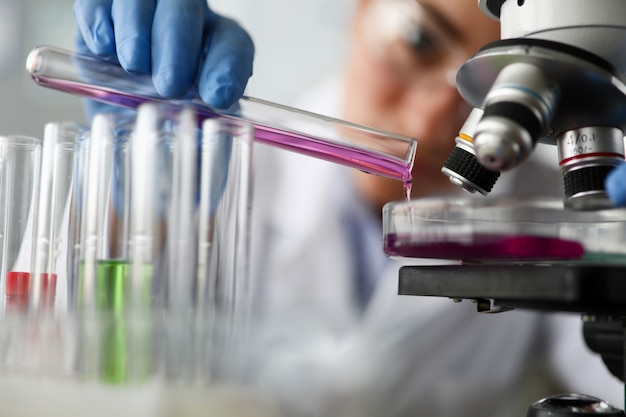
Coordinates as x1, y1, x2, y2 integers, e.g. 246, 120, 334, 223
362, 0, 466, 88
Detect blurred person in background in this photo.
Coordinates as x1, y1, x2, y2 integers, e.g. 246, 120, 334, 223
73, 0, 624, 415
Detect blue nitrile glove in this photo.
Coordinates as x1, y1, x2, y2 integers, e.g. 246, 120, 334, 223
73, 0, 252, 223
605, 162, 626, 207
73, 0, 255, 118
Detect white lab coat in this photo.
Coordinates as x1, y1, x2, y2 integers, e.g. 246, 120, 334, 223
249, 75, 624, 417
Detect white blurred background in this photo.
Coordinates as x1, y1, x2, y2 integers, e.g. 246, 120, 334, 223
1, 0, 352, 139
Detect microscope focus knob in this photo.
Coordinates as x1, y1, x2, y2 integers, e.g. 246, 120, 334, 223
527, 393, 624, 417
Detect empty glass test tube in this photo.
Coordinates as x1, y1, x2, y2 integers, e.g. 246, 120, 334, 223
162, 105, 200, 312
198, 117, 253, 323
26, 45, 417, 186
128, 103, 200, 312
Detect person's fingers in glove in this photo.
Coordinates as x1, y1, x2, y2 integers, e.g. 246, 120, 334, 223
196, 15, 254, 110
605, 162, 626, 207
73, 0, 254, 111
73, 0, 117, 58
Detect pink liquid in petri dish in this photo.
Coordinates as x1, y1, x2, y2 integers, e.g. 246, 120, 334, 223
33, 78, 414, 184
384, 233, 585, 261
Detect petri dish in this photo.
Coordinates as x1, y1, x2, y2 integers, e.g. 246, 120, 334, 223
383, 196, 626, 263
25, 45, 417, 186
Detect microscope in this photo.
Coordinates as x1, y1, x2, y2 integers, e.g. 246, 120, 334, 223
442, 0, 626, 211
396, 0, 626, 415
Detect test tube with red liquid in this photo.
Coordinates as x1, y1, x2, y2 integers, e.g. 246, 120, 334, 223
29, 122, 86, 311
0, 135, 44, 313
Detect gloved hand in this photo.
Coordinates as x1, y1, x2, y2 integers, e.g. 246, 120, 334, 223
73, 0, 255, 116
605, 162, 626, 207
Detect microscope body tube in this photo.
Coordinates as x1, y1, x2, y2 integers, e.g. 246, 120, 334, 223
497, 0, 626, 72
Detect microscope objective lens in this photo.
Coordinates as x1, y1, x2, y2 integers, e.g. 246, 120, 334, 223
557, 127, 625, 210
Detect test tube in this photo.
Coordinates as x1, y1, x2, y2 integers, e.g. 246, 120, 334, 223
30, 122, 87, 312
0, 135, 43, 313
128, 103, 179, 311
76, 112, 155, 384
26, 45, 417, 187
77, 113, 134, 312
125, 104, 202, 385
197, 118, 253, 323
165, 106, 199, 312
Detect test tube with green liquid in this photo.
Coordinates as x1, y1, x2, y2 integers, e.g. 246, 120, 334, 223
97, 270, 127, 384
77, 112, 152, 383
77, 112, 134, 311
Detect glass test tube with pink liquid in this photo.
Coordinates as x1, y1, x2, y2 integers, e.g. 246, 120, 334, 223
26, 46, 417, 197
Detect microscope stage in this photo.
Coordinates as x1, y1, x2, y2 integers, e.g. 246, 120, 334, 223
383, 196, 626, 313
398, 263, 626, 314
